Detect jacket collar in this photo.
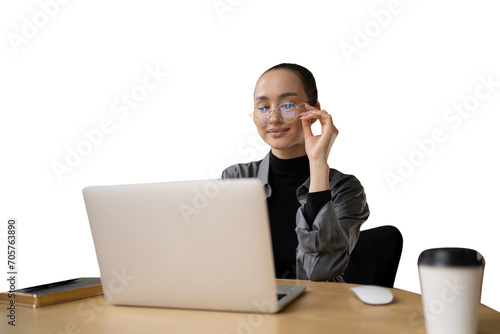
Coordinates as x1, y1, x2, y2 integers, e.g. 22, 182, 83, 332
257, 152, 272, 198
257, 151, 314, 203
257, 151, 336, 204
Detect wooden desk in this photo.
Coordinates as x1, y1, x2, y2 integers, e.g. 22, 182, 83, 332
2, 279, 499, 334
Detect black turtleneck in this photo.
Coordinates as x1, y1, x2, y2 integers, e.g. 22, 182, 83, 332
267, 152, 331, 279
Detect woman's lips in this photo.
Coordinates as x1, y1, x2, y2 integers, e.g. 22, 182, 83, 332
267, 128, 290, 138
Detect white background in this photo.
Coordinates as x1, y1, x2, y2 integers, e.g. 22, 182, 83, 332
1, 0, 499, 313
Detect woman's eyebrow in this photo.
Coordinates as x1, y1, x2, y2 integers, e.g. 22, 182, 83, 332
255, 92, 298, 101
278, 92, 298, 99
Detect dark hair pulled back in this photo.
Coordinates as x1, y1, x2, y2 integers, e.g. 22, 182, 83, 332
262, 63, 318, 106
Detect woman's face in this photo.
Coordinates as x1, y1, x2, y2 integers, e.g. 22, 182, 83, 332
253, 69, 309, 159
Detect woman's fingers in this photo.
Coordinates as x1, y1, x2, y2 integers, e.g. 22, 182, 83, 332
300, 104, 339, 161
300, 105, 336, 136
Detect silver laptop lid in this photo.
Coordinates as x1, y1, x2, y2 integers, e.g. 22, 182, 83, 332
83, 178, 280, 313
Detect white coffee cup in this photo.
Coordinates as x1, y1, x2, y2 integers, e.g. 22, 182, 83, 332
418, 248, 485, 334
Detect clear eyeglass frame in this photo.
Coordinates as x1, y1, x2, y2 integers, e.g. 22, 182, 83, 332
250, 103, 306, 127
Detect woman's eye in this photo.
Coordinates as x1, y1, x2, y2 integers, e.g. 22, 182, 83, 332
257, 107, 269, 113
280, 103, 295, 110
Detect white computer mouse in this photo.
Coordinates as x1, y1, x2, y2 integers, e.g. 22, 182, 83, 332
350, 285, 394, 305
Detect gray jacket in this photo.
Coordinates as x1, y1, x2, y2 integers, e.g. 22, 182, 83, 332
221, 152, 370, 281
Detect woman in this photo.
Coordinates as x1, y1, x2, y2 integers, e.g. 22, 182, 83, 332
222, 63, 369, 281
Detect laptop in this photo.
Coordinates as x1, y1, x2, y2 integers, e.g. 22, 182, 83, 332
82, 178, 305, 313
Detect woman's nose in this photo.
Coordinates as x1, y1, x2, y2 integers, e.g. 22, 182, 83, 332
268, 110, 281, 124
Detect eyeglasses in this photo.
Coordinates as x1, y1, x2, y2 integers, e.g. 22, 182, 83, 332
251, 103, 306, 127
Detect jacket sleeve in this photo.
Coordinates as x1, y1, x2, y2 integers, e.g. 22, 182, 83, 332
221, 165, 239, 179
295, 176, 369, 281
